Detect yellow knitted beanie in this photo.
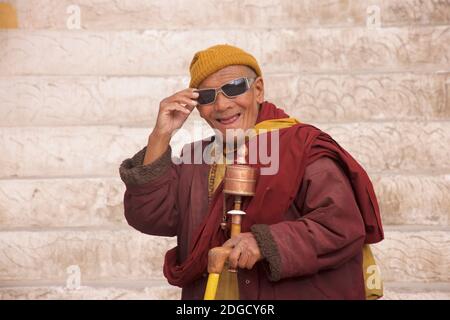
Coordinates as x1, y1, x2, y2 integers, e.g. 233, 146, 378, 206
189, 44, 262, 88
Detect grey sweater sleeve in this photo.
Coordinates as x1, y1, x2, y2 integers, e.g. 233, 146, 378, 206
119, 146, 173, 186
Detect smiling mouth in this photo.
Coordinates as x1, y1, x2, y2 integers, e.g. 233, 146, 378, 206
217, 113, 241, 125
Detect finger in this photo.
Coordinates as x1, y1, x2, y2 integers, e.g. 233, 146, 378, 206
222, 234, 242, 248
222, 237, 238, 248
172, 88, 199, 100
245, 256, 258, 270
173, 96, 198, 110
190, 88, 199, 98
238, 250, 250, 269
228, 246, 241, 270
164, 103, 190, 115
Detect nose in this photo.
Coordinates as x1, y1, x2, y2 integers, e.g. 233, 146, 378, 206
213, 90, 233, 112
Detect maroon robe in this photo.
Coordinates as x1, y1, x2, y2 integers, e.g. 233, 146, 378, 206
119, 101, 383, 299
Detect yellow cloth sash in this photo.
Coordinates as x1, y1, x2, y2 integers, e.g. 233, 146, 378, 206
209, 118, 383, 299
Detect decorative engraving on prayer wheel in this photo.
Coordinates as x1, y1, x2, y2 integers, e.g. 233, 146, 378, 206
223, 165, 257, 196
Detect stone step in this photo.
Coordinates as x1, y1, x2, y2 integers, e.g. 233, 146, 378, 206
0, 280, 449, 300
372, 227, 450, 283
1, 121, 448, 178
10, 0, 450, 30
0, 228, 449, 283
382, 282, 450, 300
0, 280, 181, 300
1, 27, 449, 76
371, 174, 450, 226
0, 174, 448, 229
0, 177, 128, 228
0, 228, 176, 282
1, 72, 448, 127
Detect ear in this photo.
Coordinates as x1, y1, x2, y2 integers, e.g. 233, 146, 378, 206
253, 77, 264, 104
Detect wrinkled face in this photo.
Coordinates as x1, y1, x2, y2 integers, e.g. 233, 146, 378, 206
196, 65, 264, 139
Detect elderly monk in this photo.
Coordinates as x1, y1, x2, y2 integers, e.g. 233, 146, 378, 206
119, 44, 384, 300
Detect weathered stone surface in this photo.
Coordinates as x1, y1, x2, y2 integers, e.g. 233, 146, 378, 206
0, 174, 448, 229
384, 291, 450, 300
0, 280, 181, 300
1, 27, 449, 75
268, 73, 450, 123
0, 228, 448, 283
383, 282, 450, 300
0, 229, 176, 281
0, 126, 151, 178
0, 123, 210, 178
1, 121, 448, 178
0, 76, 188, 127
380, 0, 450, 27
316, 121, 450, 173
373, 174, 450, 226
446, 74, 450, 113
372, 228, 450, 283
10, 0, 450, 29
0, 178, 128, 228
1, 72, 448, 127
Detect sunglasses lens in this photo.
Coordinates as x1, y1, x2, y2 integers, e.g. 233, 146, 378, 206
197, 89, 216, 105
222, 78, 248, 97
197, 78, 252, 105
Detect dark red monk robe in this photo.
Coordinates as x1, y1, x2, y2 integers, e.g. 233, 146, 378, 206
119, 101, 383, 300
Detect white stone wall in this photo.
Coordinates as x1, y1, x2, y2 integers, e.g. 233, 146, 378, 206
0, 0, 449, 299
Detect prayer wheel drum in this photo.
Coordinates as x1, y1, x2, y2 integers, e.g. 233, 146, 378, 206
223, 165, 257, 196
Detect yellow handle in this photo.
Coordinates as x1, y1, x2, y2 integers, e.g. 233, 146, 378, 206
231, 223, 241, 237
204, 273, 220, 300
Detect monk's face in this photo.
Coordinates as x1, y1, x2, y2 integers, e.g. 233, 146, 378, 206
196, 65, 264, 139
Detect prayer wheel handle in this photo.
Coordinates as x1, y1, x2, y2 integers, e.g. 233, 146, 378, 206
204, 246, 232, 300
208, 246, 232, 274
228, 209, 246, 237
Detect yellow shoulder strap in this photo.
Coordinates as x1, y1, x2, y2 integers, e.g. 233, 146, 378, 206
254, 117, 300, 131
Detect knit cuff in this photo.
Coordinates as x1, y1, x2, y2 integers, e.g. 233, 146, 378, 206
251, 224, 282, 282
119, 146, 172, 186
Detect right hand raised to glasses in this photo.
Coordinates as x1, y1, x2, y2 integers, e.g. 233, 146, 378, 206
153, 88, 199, 138
143, 88, 199, 165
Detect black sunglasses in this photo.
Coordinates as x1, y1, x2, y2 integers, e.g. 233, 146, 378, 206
196, 77, 256, 106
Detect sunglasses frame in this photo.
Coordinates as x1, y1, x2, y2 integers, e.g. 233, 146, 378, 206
195, 77, 257, 106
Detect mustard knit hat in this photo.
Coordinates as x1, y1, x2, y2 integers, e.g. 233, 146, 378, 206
189, 44, 262, 88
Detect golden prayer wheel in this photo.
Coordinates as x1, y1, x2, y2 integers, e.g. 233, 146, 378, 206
223, 164, 258, 196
